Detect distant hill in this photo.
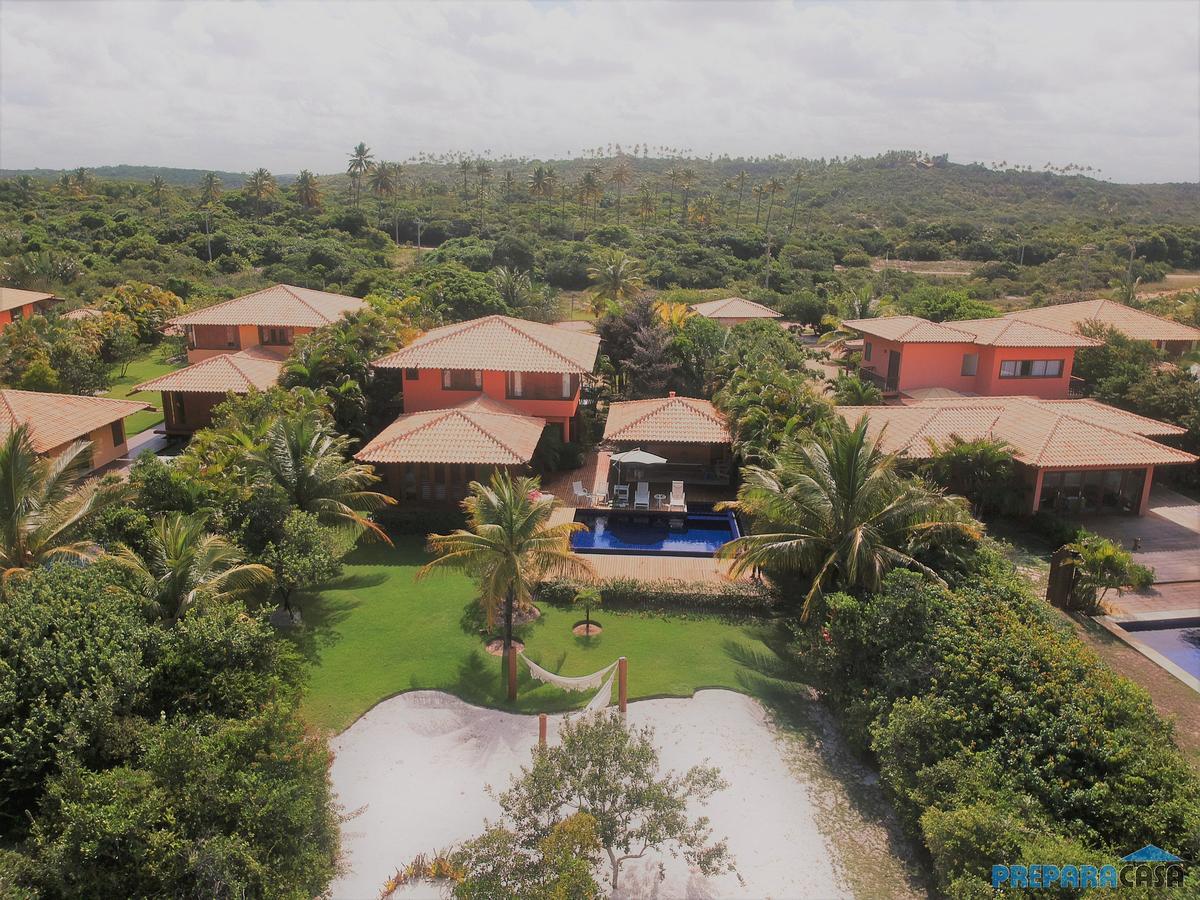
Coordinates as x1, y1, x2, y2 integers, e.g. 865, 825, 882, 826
0, 165, 297, 188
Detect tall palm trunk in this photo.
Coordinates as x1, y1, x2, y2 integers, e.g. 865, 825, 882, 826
735, 186, 744, 227
504, 584, 517, 700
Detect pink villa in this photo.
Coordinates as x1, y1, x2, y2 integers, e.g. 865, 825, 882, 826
371, 315, 600, 443
840, 398, 1197, 516
842, 315, 1101, 399
169, 284, 365, 364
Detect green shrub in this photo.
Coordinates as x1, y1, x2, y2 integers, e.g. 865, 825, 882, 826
539, 576, 775, 616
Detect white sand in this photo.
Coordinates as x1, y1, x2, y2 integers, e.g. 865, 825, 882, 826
329, 690, 848, 899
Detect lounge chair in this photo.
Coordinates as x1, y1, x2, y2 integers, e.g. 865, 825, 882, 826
612, 484, 630, 508
668, 480, 686, 511
634, 481, 650, 510
571, 480, 591, 504
592, 481, 609, 507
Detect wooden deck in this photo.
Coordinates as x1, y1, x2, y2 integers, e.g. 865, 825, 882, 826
540, 451, 735, 510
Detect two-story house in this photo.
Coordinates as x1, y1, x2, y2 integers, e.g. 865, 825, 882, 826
360, 315, 601, 503
169, 284, 365, 364
842, 315, 1101, 400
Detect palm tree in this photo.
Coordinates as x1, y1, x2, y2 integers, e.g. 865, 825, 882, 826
924, 435, 1015, 518
198, 172, 222, 263
492, 266, 532, 308
528, 165, 551, 203
111, 512, 274, 624
609, 158, 633, 226
72, 168, 94, 194
653, 300, 693, 328
718, 418, 978, 620
148, 175, 167, 208
587, 249, 645, 315
580, 168, 603, 227
368, 162, 398, 228
475, 160, 493, 230
244, 167, 277, 218
0, 426, 128, 583
762, 177, 784, 232
347, 142, 375, 208
457, 159, 472, 195
731, 170, 749, 227
249, 415, 394, 543
678, 167, 697, 225
635, 185, 656, 232
689, 194, 716, 228
294, 169, 323, 211
830, 373, 883, 406
751, 184, 765, 226
419, 471, 593, 699
787, 169, 805, 231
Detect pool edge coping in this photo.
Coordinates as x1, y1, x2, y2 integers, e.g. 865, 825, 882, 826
1095, 613, 1200, 694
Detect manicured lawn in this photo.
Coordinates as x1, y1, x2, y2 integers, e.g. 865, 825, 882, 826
293, 538, 785, 733
103, 347, 185, 434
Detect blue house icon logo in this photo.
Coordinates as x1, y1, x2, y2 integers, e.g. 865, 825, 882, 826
1122, 845, 1183, 864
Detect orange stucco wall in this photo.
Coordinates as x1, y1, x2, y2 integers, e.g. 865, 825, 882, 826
45, 421, 129, 471
862, 337, 1077, 399
186, 324, 312, 364
0, 301, 54, 334
401, 369, 581, 440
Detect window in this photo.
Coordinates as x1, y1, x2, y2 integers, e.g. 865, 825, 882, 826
442, 369, 482, 391
510, 371, 523, 397
562, 373, 572, 398
110, 420, 125, 446
863, 341, 873, 361
171, 393, 187, 424
999, 359, 1063, 378
404, 368, 420, 381
259, 326, 294, 346
961, 353, 979, 377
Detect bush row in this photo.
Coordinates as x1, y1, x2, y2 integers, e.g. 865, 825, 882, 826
538, 575, 776, 616
795, 552, 1200, 897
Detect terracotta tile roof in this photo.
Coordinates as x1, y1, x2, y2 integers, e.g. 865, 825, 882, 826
552, 319, 597, 333
690, 296, 782, 319
134, 346, 287, 394
1005, 299, 1200, 343
838, 397, 1197, 469
603, 394, 732, 444
843, 316, 971, 343
949, 317, 1101, 348
844, 314, 1099, 348
61, 306, 104, 321
0, 389, 151, 453
355, 395, 545, 465
0, 287, 56, 312
373, 315, 600, 375
169, 284, 365, 328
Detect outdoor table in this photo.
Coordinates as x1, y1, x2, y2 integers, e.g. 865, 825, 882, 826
654, 493, 667, 509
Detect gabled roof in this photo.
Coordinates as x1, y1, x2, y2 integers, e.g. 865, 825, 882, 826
0, 390, 152, 453
0, 287, 56, 313
603, 394, 732, 444
355, 395, 545, 465
1004, 299, 1200, 343
838, 397, 1196, 469
134, 346, 287, 394
843, 314, 1099, 348
169, 284, 365, 328
691, 296, 782, 320
62, 306, 104, 321
373, 315, 600, 375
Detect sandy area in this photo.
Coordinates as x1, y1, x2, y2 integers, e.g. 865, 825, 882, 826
329, 690, 850, 899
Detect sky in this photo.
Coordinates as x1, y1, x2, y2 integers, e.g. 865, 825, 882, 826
1, 0, 1198, 183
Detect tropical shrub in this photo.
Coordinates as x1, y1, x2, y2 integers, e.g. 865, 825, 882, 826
538, 575, 775, 616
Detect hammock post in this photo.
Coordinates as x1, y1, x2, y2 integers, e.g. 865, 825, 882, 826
618, 657, 628, 714
506, 648, 519, 701
538, 713, 548, 747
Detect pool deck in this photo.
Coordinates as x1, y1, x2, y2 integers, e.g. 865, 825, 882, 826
548, 506, 748, 584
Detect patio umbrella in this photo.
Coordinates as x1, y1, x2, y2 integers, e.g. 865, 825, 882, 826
609, 448, 667, 485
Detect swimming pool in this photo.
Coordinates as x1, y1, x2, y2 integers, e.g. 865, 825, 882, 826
570, 509, 740, 557
1118, 617, 1200, 678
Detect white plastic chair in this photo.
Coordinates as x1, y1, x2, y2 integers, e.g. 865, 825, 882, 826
669, 481, 686, 511
571, 480, 591, 504
634, 481, 650, 509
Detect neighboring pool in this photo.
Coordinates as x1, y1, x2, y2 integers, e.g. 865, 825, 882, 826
570, 509, 740, 557
1118, 617, 1200, 678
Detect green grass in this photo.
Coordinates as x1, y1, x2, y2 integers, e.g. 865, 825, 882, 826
103, 347, 185, 434
293, 539, 785, 733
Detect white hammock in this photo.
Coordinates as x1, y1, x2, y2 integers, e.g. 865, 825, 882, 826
582, 668, 617, 715
522, 655, 618, 693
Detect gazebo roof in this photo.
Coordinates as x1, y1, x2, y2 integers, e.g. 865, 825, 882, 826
603, 393, 732, 444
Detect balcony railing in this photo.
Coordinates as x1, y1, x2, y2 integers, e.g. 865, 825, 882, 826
860, 367, 899, 394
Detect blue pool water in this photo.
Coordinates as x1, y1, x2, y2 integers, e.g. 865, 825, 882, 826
570, 510, 740, 557
1120, 618, 1200, 677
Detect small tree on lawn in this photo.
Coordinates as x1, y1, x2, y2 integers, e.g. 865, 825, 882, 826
495, 711, 735, 893
450, 813, 602, 900
573, 586, 602, 635
263, 510, 346, 619
1064, 532, 1155, 613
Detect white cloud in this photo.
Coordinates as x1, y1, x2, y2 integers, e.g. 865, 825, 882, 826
1, 0, 1196, 182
